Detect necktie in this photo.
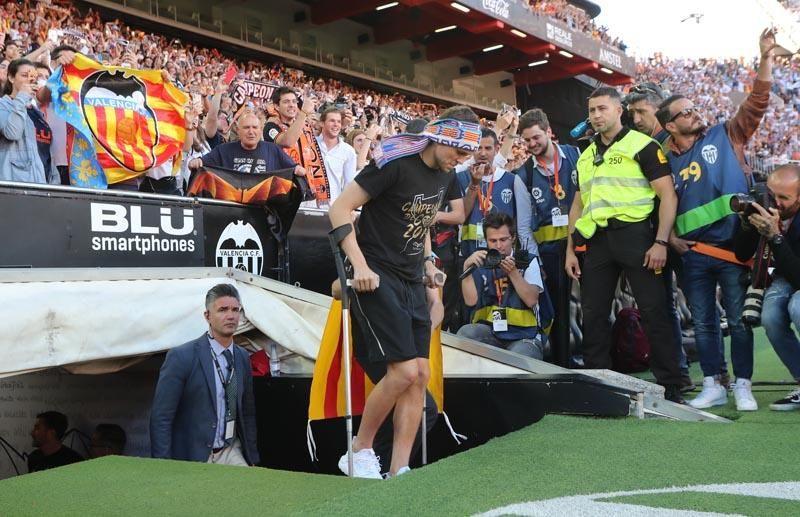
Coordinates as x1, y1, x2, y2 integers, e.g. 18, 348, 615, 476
221, 349, 238, 446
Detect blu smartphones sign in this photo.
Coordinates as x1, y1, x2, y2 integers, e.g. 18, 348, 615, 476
90, 202, 200, 256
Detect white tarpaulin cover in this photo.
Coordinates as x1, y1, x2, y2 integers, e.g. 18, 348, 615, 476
0, 275, 322, 378
0, 268, 536, 379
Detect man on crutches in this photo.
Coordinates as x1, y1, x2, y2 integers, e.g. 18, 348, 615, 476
329, 106, 481, 478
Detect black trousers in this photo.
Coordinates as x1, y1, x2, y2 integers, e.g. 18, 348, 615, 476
580, 220, 682, 386
540, 240, 571, 366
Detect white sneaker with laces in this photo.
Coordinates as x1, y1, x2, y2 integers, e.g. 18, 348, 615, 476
688, 376, 728, 409
732, 378, 758, 411
338, 447, 382, 479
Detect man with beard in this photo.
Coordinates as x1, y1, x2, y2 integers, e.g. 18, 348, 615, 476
515, 108, 580, 366
457, 128, 533, 259
735, 164, 800, 411
28, 411, 84, 473
656, 28, 777, 411
329, 106, 479, 478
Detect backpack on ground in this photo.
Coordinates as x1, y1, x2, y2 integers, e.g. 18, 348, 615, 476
611, 306, 651, 373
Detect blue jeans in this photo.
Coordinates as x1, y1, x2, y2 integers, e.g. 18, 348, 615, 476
457, 323, 544, 360
680, 251, 753, 379
760, 277, 800, 380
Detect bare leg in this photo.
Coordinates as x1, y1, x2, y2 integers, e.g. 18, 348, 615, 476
389, 358, 430, 474
352, 358, 419, 452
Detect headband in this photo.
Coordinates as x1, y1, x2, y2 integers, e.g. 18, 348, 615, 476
375, 118, 481, 169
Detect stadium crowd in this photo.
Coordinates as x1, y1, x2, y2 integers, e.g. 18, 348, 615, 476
2, 1, 800, 415
527, 0, 627, 51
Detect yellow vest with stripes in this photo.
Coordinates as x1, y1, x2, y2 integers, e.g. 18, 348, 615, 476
575, 130, 656, 239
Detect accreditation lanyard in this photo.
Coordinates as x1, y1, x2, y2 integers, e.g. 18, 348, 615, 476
211, 350, 235, 400
475, 171, 496, 217
537, 150, 565, 206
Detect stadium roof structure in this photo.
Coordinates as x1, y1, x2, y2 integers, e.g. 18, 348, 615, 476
306, 0, 635, 87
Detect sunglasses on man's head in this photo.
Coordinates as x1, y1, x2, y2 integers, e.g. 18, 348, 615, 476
669, 106, 698, 123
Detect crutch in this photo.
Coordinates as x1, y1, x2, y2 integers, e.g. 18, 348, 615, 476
420, 275, 444, 466
329, 223, 355, 477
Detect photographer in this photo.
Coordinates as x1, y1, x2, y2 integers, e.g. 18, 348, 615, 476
734, 164, 800, 411
458, 212, 546, 359
656, 28, 777, 411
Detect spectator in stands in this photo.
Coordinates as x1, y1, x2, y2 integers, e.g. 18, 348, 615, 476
458, 212, 546, 359
317, 106, 357, 204
203, 78, 230, 149
26, 60, 59, 185
28, 411, 84, 473
457, 128, 533, 259
89, 423, 127, 458
658, 29, 777, 411
0, 58, 50, 184
735, 164, 800, 411
189, 112, 305, 176
37, 44, 77, 185
515, 107, 580, 365
346, 124, 383, 174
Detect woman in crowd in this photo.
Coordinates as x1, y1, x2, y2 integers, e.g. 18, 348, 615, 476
0, 58, 50, 184
346, 124, 382, 173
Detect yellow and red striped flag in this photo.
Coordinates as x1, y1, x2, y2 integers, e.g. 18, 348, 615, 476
308, 299, 443, 421
48, 54, 187, 187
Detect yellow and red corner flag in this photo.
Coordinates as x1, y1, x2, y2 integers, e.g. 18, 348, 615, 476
47, 54, 187, 187
308, 299, 444, 421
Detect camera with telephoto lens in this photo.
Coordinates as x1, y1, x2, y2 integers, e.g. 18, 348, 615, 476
730, 182, 775, 217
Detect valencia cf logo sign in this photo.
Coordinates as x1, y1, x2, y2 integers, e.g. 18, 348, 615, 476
80, 70, 159, 172
215, 221, 264, 275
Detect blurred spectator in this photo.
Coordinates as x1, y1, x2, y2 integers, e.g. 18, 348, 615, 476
28, 411, 84, 473
89, 423, 127, 458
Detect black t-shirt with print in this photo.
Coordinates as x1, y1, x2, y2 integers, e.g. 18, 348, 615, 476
355, 154, 461, 282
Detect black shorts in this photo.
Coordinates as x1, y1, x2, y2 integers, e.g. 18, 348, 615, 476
351, 264, 431, 364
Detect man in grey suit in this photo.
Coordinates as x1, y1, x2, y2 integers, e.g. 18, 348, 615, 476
150, 284, 260, 466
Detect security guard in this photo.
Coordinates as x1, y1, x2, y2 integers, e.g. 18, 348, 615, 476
516, 107, 580, 366
565, 87, 685, 403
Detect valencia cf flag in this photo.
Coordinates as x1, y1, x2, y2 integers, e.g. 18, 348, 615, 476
47, 54, 187, 188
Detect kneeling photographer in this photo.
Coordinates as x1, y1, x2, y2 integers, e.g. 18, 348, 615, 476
734, 164, 800, 411
457, 212, 547, 359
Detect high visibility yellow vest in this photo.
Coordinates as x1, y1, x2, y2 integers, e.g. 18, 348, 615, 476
574, 130, 657, 239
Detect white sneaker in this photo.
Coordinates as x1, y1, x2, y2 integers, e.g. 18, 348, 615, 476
382, 466, 411, 480
688, 376, 728, 409
338, 447, 382, 479
732, 378, 758, 411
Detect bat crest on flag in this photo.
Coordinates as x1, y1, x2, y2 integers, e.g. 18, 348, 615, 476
79, 70, 159, 172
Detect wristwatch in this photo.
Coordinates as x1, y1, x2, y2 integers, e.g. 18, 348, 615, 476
424, 255, 437, 264
771, 234, 785, 246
